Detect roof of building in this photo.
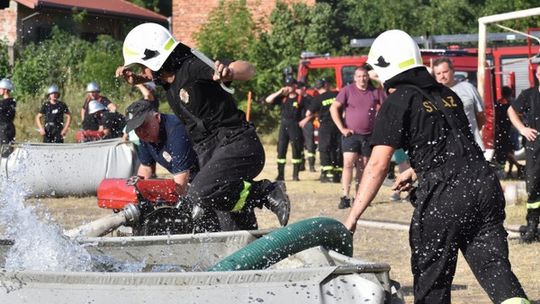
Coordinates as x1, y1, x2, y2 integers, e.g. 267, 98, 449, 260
15, 0, 167, 23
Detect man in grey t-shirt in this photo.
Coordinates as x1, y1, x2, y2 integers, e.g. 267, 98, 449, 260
433, 57, 485, 151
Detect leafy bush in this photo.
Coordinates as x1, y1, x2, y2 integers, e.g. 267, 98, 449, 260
0, 39, 10, 78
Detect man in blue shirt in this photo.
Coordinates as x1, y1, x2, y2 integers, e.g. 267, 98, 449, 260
125, 100, 197, 196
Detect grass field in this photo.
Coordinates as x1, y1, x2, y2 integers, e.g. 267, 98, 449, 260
26, 144, 540, 303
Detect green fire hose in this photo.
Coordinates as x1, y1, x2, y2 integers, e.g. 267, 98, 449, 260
209, 217, 353, 271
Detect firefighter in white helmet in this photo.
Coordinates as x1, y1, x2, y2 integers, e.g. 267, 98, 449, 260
36, 84, 71, 143
0, 78, 16, 152
116, 23, 290, 231
344, 30, 529, 303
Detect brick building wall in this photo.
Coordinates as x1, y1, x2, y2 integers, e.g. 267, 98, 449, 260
0, 1, 18, 65
0, 1, 18, 45
171, 0, 315, 47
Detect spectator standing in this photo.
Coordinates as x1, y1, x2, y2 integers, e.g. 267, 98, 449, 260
433, 57, 485, 151
81, 81, 117, 131
301, 79, 342, 183
265, 76, 304, 181
297, 81, 317, 172
508, 65, 540, 243
36, 85, 71, 143
0, 78, 16, 152
494, 86, 523, 178
331, 66, 385, 209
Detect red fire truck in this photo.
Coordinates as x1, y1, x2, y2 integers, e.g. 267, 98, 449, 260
296, 44, 540, 157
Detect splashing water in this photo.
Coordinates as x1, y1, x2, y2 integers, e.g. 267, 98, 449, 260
0, 177, 93, 272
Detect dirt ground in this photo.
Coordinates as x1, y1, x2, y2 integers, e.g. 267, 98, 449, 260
27, 144, 539, 303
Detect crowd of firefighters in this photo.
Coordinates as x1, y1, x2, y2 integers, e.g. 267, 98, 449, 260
0, 79, 149, 145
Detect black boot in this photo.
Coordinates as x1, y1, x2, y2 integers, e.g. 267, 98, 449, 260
244, 180, 291, 227
265, 181, 291, 226
308, 156, 316, 172
299, 158, 306, 171
320, 170, 331, 183
332, 168, 342, 183
292, 164, 300, 181
276, 163, 285, 181
338, 196, 351, 209
521, 213, 539, 243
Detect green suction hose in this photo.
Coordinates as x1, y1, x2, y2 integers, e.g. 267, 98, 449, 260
209, 217, 353, 271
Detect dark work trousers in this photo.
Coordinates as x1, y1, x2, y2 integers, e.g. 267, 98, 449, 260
44, 124, 63, 143
410, 163, 527, 303
318, 121, 341, 172
188, 124, 272, 231
302, 121, 316, 159
525, 139, 540, 215
277, 119, 303, 164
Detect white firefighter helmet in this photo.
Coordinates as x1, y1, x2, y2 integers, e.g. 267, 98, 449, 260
367, 30, 424, 84
0, 78, 14, 91
86, 81, 100, 92
122, 23, 179, 72
88, 100, 107, 114
47, 84, 60, 96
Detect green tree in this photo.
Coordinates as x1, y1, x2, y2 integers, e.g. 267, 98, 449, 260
0, 39, 10, 78
78, 35, 129, 102
12, 28, 90, 98
249, 1, 338, 93
479, 0, 540, 33
194, 0, 258, 61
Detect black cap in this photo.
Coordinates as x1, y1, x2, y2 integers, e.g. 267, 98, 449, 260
315, 78, 327, 89
297, 81, 307, 88
284, 76, 297, 86
125, 100, 154, 133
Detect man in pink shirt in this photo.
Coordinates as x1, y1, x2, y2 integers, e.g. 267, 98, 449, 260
330, 65, 385, 209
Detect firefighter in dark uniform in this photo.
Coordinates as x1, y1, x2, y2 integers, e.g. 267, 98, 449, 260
300, 78, 342, 183
508, 64, 540, 243
87, 100, 126, 140
0, 78, 16, 155
297, 81, 317, 172
81, 82, 116, 131
265, 76, 304, 181
344, 30, 529, 304
116, 23, 290, 231
36, 85, 71, 143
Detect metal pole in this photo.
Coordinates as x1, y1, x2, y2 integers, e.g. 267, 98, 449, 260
477, 22, 487, 100
477, 7, 540, 98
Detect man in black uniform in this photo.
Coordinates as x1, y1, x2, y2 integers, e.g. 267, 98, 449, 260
36, 85, 71, 143
116, 23, 290, 230
344, 30, 528, 303
0, 78, 16, 153
508, 65, 540, 243
300, 79, 342, 183
265, 76, 304, 181
297, 81, 317, 172
87, 100, 126, 140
